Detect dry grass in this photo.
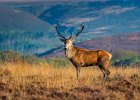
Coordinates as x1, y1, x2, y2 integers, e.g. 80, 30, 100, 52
0, 63, 140, 100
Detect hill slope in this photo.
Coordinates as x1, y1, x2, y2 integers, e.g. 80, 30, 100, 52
38, 32, 140, 58
0, 4, 59, 54
14, 1, 140, 39
0, 1, 140, 55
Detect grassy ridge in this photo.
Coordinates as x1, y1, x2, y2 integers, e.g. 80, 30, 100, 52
0, 63, 140, 99
0, 51, 47, 65
46, 57, 71, 67
1, 50, 140, 67
111, 50, 140, 66
0, 51, 140, 99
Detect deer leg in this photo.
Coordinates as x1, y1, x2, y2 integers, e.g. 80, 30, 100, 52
76, 67, 80, 79
99, 58, 111, 78
105, 69, 110, 76
103, 61, 110, 77
101, 69, 108, 78
98, 65, 107, 78
101, 64, 110, 78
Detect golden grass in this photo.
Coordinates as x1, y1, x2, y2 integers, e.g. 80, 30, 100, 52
0, 63, 140, 99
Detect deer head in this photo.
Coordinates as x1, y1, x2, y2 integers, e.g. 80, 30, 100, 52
55, 24, 84, 49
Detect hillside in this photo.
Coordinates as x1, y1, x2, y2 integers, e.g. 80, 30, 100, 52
38, 32, 140, 58
0, 4, 60, 54
79, 32, 140, 53
0, 1, 140, 56
13, 0, 140, 39
0, 4, 53, 32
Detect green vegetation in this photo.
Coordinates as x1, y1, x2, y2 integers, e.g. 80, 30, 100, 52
46, 50, 140, 67
0, 50, 46, 65
112, 56, 140, 66
0, 50, 21, 63
23, 55, 46, 65
46, 57, 71, 67
45, 50, 140, 67
111, 50, 140, 66
0, 30, 47, 55
1, 50, 140, 67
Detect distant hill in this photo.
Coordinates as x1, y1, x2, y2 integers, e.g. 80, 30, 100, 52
14, 1, 140, 38
0, 1, 140, 56
0, 4, 53, 32
78, 32, 140, 53
38, 32, 140, 58
0, 4, 61, 54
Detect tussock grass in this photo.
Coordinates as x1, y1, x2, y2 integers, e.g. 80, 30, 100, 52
0, 63, 140, 99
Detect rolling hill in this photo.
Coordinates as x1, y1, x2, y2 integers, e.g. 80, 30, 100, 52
0, 4, 60, 54
0, 4, 53, 32
38, 32, 140, 58
0, 0, 140, 56
14, 0, 140, 37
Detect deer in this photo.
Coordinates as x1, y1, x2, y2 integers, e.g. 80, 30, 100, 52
54, 24, 112, 79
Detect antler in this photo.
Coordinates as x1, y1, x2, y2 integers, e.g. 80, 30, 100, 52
54, 25, 66, 39
54, 24, 84, 40
75, 24, 84, 37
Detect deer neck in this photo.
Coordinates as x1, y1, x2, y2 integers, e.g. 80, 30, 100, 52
65, 43, 76, 59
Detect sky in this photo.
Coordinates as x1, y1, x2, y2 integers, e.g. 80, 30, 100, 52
0, 0, 108, 2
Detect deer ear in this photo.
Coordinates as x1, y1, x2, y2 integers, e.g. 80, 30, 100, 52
70, 36, 76, 42
59, 38, 65, 42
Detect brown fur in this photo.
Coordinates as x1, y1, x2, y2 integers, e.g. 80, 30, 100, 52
64, 40, 112, 78
55, 25, 112, 78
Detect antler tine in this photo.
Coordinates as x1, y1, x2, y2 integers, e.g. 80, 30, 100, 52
54, 25, 66, 39
75, 24, 84, 37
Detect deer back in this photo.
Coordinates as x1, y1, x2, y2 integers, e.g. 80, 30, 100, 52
70, 48, 111, 67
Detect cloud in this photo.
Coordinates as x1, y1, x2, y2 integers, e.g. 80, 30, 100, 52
67, 17, 98, 24
61, 23, 74, 27
82, 26, 111, 35
94, 26, 110, 31
61, 17, 98, 26
131, 25, 139, 29
100, 6, 136, 14
81, 26, 111, 36
80, 6, 136, 18
85, 31, 104, 35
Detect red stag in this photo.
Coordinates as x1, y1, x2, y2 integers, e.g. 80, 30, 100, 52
55, 25, 112, 78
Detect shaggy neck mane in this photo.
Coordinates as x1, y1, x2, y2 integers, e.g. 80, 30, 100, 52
65, 44, 76, 59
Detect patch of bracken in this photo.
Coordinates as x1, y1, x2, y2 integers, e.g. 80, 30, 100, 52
47, 90, 77, 100
130, 74, 139, 80
0, 82, 11, 92
107, 79, 137, 99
